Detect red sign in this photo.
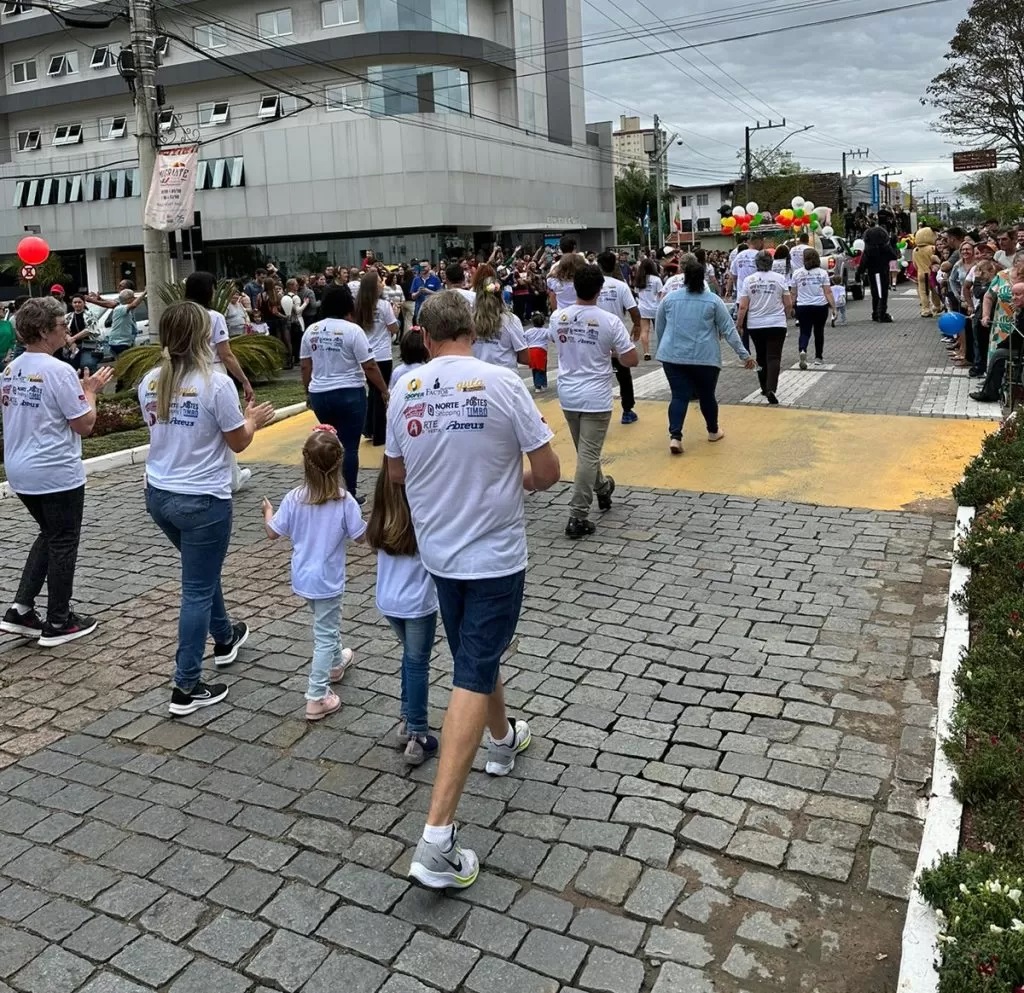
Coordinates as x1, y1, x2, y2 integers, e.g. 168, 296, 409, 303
953, 149, 997, 172
20, 265, 35, 281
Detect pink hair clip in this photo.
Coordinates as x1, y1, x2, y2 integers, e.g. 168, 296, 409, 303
312, 424, 338, 436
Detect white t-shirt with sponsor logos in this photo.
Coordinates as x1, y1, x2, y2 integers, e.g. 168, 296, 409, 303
788, 244, 809, 274
549, 305, 636, 413
792, 267, 832, 306
385, 355, 553, 579
596, 275, 637, 322
472, 313, 528, 370
269, 487, 366, 599
364, 299, 398, 363
138, 367, 246, 500
738, 271, 790, 329
300, 318, 372, 392
1, 352, 91, 495
453, 287, 477, 306
210, 309, 229, 364
376, 551, 438, 618
636, 276, 664, 318
730, 249, 759, 296
546, 277, 578, 310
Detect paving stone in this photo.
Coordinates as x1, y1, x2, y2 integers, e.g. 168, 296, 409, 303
279, 850, 338, 886
168, 958, 253, 993
21, 898, 93, 940
208, 865, 282, 913
189, 910, 271, 965
805, 819, 863, 849
325, 863, 408, 913
50, 862, 119, 901
464, 957, 558, 993
560, 819, 629, 852
393, 887, 471, 937
11, 946, 94, 993
461, 907, 529, 957
99, 835, 173, 875
394, 933, 480, 992
534, 843, 587, 891
0, 882, 48, 922
110, 935, 193, 986
625, 828, 675, 869
488, 834, 550, 878
380, 977, 441, 993
0, 924, 47, 978
823, 770, 882, 800
684, 792, 747, 825
246, 930, 329, 993
575, 852, 642, 905
92, 877, 164, 921
58, 822, 128, 859
611, 797, 683, 834
260, 881, 338, 932
734, 871, 809, 910
138, 892, 205, 942
869, 813, 923, 854
726, 831, 790, 868
674, 850, 733, 890
803, 795, 873, 826
576, 947, 644, 993
510, 889, 575, 932
650, 962, 714, 993
452, 872, 521, 912
868, 846, 915, 899
302, 952, 388, 993
515, 929, 587, 983
63, 915, 139, 962
680, 815, 736, 851
785, 840, 855, 882
736, 910, 801, 949
623, 868, 686, 921
676, 887, 732, 924
722, 943, 770, 981
569, 908, 646, 954
645, 925, 714, 967
318, 905, 414, 963
150, 849, 231, 898
77, 974, 152, 993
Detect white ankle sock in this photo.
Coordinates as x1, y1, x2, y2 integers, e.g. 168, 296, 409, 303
490, 722, 514, 747
13, 603, 31, 615
423, 823, 454, 846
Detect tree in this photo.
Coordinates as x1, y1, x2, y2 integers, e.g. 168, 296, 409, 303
0, 253, 72, 293
955, 169, 1024, 224
615, 163, 658, 246
741, 147, 802, 180
925, 0, 1024, 183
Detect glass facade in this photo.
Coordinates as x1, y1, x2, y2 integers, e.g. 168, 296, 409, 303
365, 0, 468, 34
366, 66, 470, 116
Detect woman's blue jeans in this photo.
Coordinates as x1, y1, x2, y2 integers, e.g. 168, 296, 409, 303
146, 486, 233, 693
662, 362, 720, 438
308, 387, 367, 496
387, 613, 437, 735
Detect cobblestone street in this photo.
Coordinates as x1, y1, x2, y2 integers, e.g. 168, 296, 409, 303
0, 458, 952, 993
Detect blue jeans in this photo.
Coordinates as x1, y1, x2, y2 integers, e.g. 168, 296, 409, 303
145, 486, 233, 692
386, 613, 437, 735
308, 596, 342, 701
432, 571, 525, 695
662, 362, 720, 438
308, 387, 367, 495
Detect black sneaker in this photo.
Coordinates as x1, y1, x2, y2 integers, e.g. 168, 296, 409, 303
597, 476, 615, 512
169, 681, 229, 717
38, 612, 98, 648
0, 606, 43, 638
213, 622, 249, 667
879, 314, 894, 323
565, 517, 596, 539
766, 391, 779, 405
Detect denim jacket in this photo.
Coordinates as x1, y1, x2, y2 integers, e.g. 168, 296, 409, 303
654, 287, 750, 367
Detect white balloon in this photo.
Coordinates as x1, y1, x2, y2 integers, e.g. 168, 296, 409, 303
732, 205, 746, 218
803, 201, 815, 213
745, 201, 759, 216
791, 196, 805, 210
852, 238, 865, 252
814, 205, 830, 217
822, 226, 834, 237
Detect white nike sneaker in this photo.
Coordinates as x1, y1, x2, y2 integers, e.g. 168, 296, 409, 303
408, 825, 479, 889
485, 718, 531, 776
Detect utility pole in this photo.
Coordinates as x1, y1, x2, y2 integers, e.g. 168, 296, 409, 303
644, 116, 677, 250
129, 0, 173, 328
906, 177, 924, 212
842, 148, 869, 208
881, 169, 903, 207
744, 119, 786, 204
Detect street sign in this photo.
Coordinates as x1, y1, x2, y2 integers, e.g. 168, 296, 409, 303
20, 265, 35, 281
953, 149, 997, 172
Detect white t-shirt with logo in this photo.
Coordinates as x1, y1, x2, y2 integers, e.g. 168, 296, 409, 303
792, 267, 832, 306
139, 367, 246, 500
390, 361, 424, 388
661, 273, 685, 298
596, 276, 637, 321
472, 313, 528, 370
546, 277, 577, 310
269, 488, 366, 599
385, 355, 553, 579
300, 318, 372, 392
730, 249, 759, 296
636, 276, 664, 318
771, 258, 793, 286
210, 309, 229, 365
365, 299, 397, 363
454, 287, 477, 306
831, 284, 847, 308
376, 551, 438, 618
549, 305, 636, 413
789, 244, 809, 273
1, 352, 91, 495
738, 271, 790, 329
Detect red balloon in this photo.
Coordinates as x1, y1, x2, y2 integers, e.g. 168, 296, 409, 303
17, 236, 49, 266
779, 216, 792, 228
739, 221, 750, 231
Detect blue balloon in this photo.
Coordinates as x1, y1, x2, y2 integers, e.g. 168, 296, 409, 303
937, 311, 966, 336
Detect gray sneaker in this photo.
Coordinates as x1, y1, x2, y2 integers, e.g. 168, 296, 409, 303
485, 718, 531, 776
408, 826, 479, 889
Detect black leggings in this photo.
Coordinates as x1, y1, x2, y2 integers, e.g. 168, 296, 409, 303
749, 327, 787, 394
364, 359, 392, 446
612, 357, 634, 412
796, 305, 829, 360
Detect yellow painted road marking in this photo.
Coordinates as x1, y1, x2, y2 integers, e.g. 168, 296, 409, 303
242, 401, 992, 512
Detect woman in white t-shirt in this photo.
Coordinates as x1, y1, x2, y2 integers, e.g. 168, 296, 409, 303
0, 298, 113, 648
300, 284, 391, 502
354, 270, 400, 447
389, 326, 430, 388
634, 257, 664, 360
546, 251, 587, 313
138, 301, 276, 718
792, 248, 836, 369
472, 280, 529, 369
736, 251, 793, 405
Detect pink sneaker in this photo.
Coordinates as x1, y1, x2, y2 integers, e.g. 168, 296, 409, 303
329, 648, 355, 683
305, 690, 341, 721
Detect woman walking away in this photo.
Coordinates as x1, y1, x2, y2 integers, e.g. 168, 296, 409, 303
300, 284, 390, 502
655, 259, 755, 454
472, 279, 529, 369
792, 249, 836, 369
0, 298, 112, 646
139, 301, 275, 717
547, 241, 588, 312
366, 465, 440, 766
635, 257, 664, 360
736, 251, 793, 405
262, 426, 366, 721
354, 269, 399, 446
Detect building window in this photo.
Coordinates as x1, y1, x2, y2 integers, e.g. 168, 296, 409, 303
17, 129, 41, 152
325, 81, 366, 111
697, 193, 709, 206
365, 65, 469, 117
697, 217, 711, 231
259, 93, 300, 117
194, 23, 228, 48
365, 0, 466, 33
100, 115, 128, 140
53, 123, 83, 146
47, 52, 79, 77
195, 156, 245, 190
679, 196, 689, 207
257, 8, 292, 38
3, 2, 27, 14
157, 110, 175, 131
321, 0, 358, 27
90, 46, 117, 69
198, 101, 230, 126
12, 59, 36, 84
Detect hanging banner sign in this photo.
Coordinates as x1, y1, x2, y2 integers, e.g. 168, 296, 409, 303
144, 144, 199, 231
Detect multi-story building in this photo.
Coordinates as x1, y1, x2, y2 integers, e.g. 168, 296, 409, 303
612, 115, 667, 188
0, 0, 615, 289
665, 181, 734, 243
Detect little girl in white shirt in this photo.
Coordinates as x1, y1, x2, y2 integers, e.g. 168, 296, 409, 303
262, 426, 366, 720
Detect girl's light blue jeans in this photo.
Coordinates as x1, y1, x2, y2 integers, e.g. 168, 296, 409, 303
386, 613, 437, 735
308, 596, 343, 701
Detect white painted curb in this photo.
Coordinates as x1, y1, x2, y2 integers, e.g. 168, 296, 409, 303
897, 505, 974, 993
0, 400, 310, 501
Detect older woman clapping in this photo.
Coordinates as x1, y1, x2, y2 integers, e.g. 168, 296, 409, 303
0, 297, 112, 646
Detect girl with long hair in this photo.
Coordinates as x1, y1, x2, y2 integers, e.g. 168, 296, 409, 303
355, 269, 399, 446
471, 279, 529, 369
257, 279, 290, 368
546, 248, 588, 312
263, 426, 367, 721
366, 466, 439, 766
139, 301, 275, 717
635, 257, 664, 360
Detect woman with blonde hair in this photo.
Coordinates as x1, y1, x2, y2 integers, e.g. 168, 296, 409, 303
547, 244, 588, 312
354, 269, 399, 445
471, 279, 529, 369
139, 300, 275, 717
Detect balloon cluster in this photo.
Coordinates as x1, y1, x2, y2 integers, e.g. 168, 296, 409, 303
721, 201, 764, 233
776, 196, 830, 232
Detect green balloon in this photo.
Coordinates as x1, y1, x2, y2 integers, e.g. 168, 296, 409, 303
898, 240, 907, 250
810, 219, 820, 230
753, 213, 763, 225
794, 208, 804, 218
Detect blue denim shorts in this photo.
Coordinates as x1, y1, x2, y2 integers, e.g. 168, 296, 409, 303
432, 570, 526, 694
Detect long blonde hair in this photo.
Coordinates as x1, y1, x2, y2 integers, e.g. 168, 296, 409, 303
301, 427, 345, 504
365, 465, 417, 556
472, 280, 507, 341
353, 270, 381, 332
155, 300, 212, 423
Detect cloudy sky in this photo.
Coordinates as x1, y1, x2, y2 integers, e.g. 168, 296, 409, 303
579, 0, 968, 205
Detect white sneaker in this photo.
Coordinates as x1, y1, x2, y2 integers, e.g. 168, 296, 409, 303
485, 718, 531, 776
233, 467, 252, 492
799, 351, 808, 370
813, 358, 824, 368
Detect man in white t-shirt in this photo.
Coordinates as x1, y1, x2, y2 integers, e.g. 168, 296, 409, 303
788, 232, 810, 275
727, 234, 763, 302
596, 251, 642, 425
444, 262, 476, 307
386, 290, 560, 890
550, 265, 639, 538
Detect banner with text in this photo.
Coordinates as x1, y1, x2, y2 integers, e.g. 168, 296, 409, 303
144, 145, 199, 232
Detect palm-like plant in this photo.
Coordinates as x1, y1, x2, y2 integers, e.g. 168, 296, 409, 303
0, 254, 72, 294
156, 277, 236, 314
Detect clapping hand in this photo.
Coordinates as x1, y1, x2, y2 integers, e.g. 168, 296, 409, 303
81, 366, 113, 394
246, 399, 276, 430
261, 496, 273, 519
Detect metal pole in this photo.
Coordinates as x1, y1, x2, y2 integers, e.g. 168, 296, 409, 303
745, 126, 752, 205
130, 0, 173, 329
653, 115, 662, 250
